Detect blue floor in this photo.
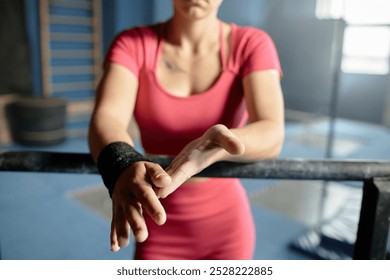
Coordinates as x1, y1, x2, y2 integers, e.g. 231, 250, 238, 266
1, 118, 390, 260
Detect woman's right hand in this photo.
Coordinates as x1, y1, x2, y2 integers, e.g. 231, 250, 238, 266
109, 161, 171, 252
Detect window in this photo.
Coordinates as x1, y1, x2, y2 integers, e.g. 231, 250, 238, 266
342, 26, 390, 74
316, 0, 390, 75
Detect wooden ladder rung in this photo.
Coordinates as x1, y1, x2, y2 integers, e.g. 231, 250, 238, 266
67, 99, 95, 115
41, 0, 101, 98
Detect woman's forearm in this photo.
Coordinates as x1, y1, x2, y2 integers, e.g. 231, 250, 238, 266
233, 120, 284, 159
88, 111, 134, 161
215, 120, 284, 163
89, 63, 139, 161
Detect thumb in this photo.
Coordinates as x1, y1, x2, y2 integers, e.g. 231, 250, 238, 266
214, 128, 245, 155
145, 162, 172, 188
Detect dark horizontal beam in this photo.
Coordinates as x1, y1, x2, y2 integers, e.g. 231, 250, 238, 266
1, 150, 390, 260
1, 151, 390, 181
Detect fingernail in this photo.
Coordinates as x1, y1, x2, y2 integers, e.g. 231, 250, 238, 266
111, 244, 120, 252
135, 230, 148, 243
154, 213, 164, 225
155, 173, 168, 180
154, 213, 161, 222
155, 174, 171, 186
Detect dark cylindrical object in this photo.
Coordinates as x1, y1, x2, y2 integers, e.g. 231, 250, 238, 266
5, 97, 67, 146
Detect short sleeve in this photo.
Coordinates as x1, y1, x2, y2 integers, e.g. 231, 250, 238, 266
239, 28, 282, 78
104, 28, 143, 77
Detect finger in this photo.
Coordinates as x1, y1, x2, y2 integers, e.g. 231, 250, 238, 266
110, 221, 120, 252
166, 163, 191, 185
133, 183, 167, 225
160, 161, 193, 198
215, 128, 245, 155
145, 162, 172, 188
123, 200, 149, 243
111, 203, 130, 252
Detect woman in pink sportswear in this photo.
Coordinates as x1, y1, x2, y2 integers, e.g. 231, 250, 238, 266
89, 0, 284, 260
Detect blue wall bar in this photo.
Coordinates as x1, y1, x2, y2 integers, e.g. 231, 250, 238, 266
24, 0, 42, 96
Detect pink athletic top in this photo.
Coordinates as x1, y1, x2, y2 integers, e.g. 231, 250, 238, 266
105, 22, 282, 156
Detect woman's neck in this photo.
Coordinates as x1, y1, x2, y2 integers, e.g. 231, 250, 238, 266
167, 16, 220, 54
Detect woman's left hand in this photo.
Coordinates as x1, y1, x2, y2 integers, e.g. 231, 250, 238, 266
155, 124, 245, 198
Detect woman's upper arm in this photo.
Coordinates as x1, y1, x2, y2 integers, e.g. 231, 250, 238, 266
93, 62, 139, 129
242, 69, 284, 126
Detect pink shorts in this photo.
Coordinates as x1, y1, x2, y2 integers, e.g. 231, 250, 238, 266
135, 178, 255, 260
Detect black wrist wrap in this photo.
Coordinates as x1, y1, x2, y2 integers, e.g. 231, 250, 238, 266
97, 142, 149, 197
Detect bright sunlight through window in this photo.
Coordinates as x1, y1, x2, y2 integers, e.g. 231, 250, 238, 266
316, 0, 390, 75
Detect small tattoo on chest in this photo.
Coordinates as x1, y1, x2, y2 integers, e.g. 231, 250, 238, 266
163, 60, 187, 73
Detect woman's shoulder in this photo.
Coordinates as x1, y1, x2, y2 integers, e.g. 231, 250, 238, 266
229, 23, 277, 58
231, 23, 272, 42
226, 23, 281, 74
